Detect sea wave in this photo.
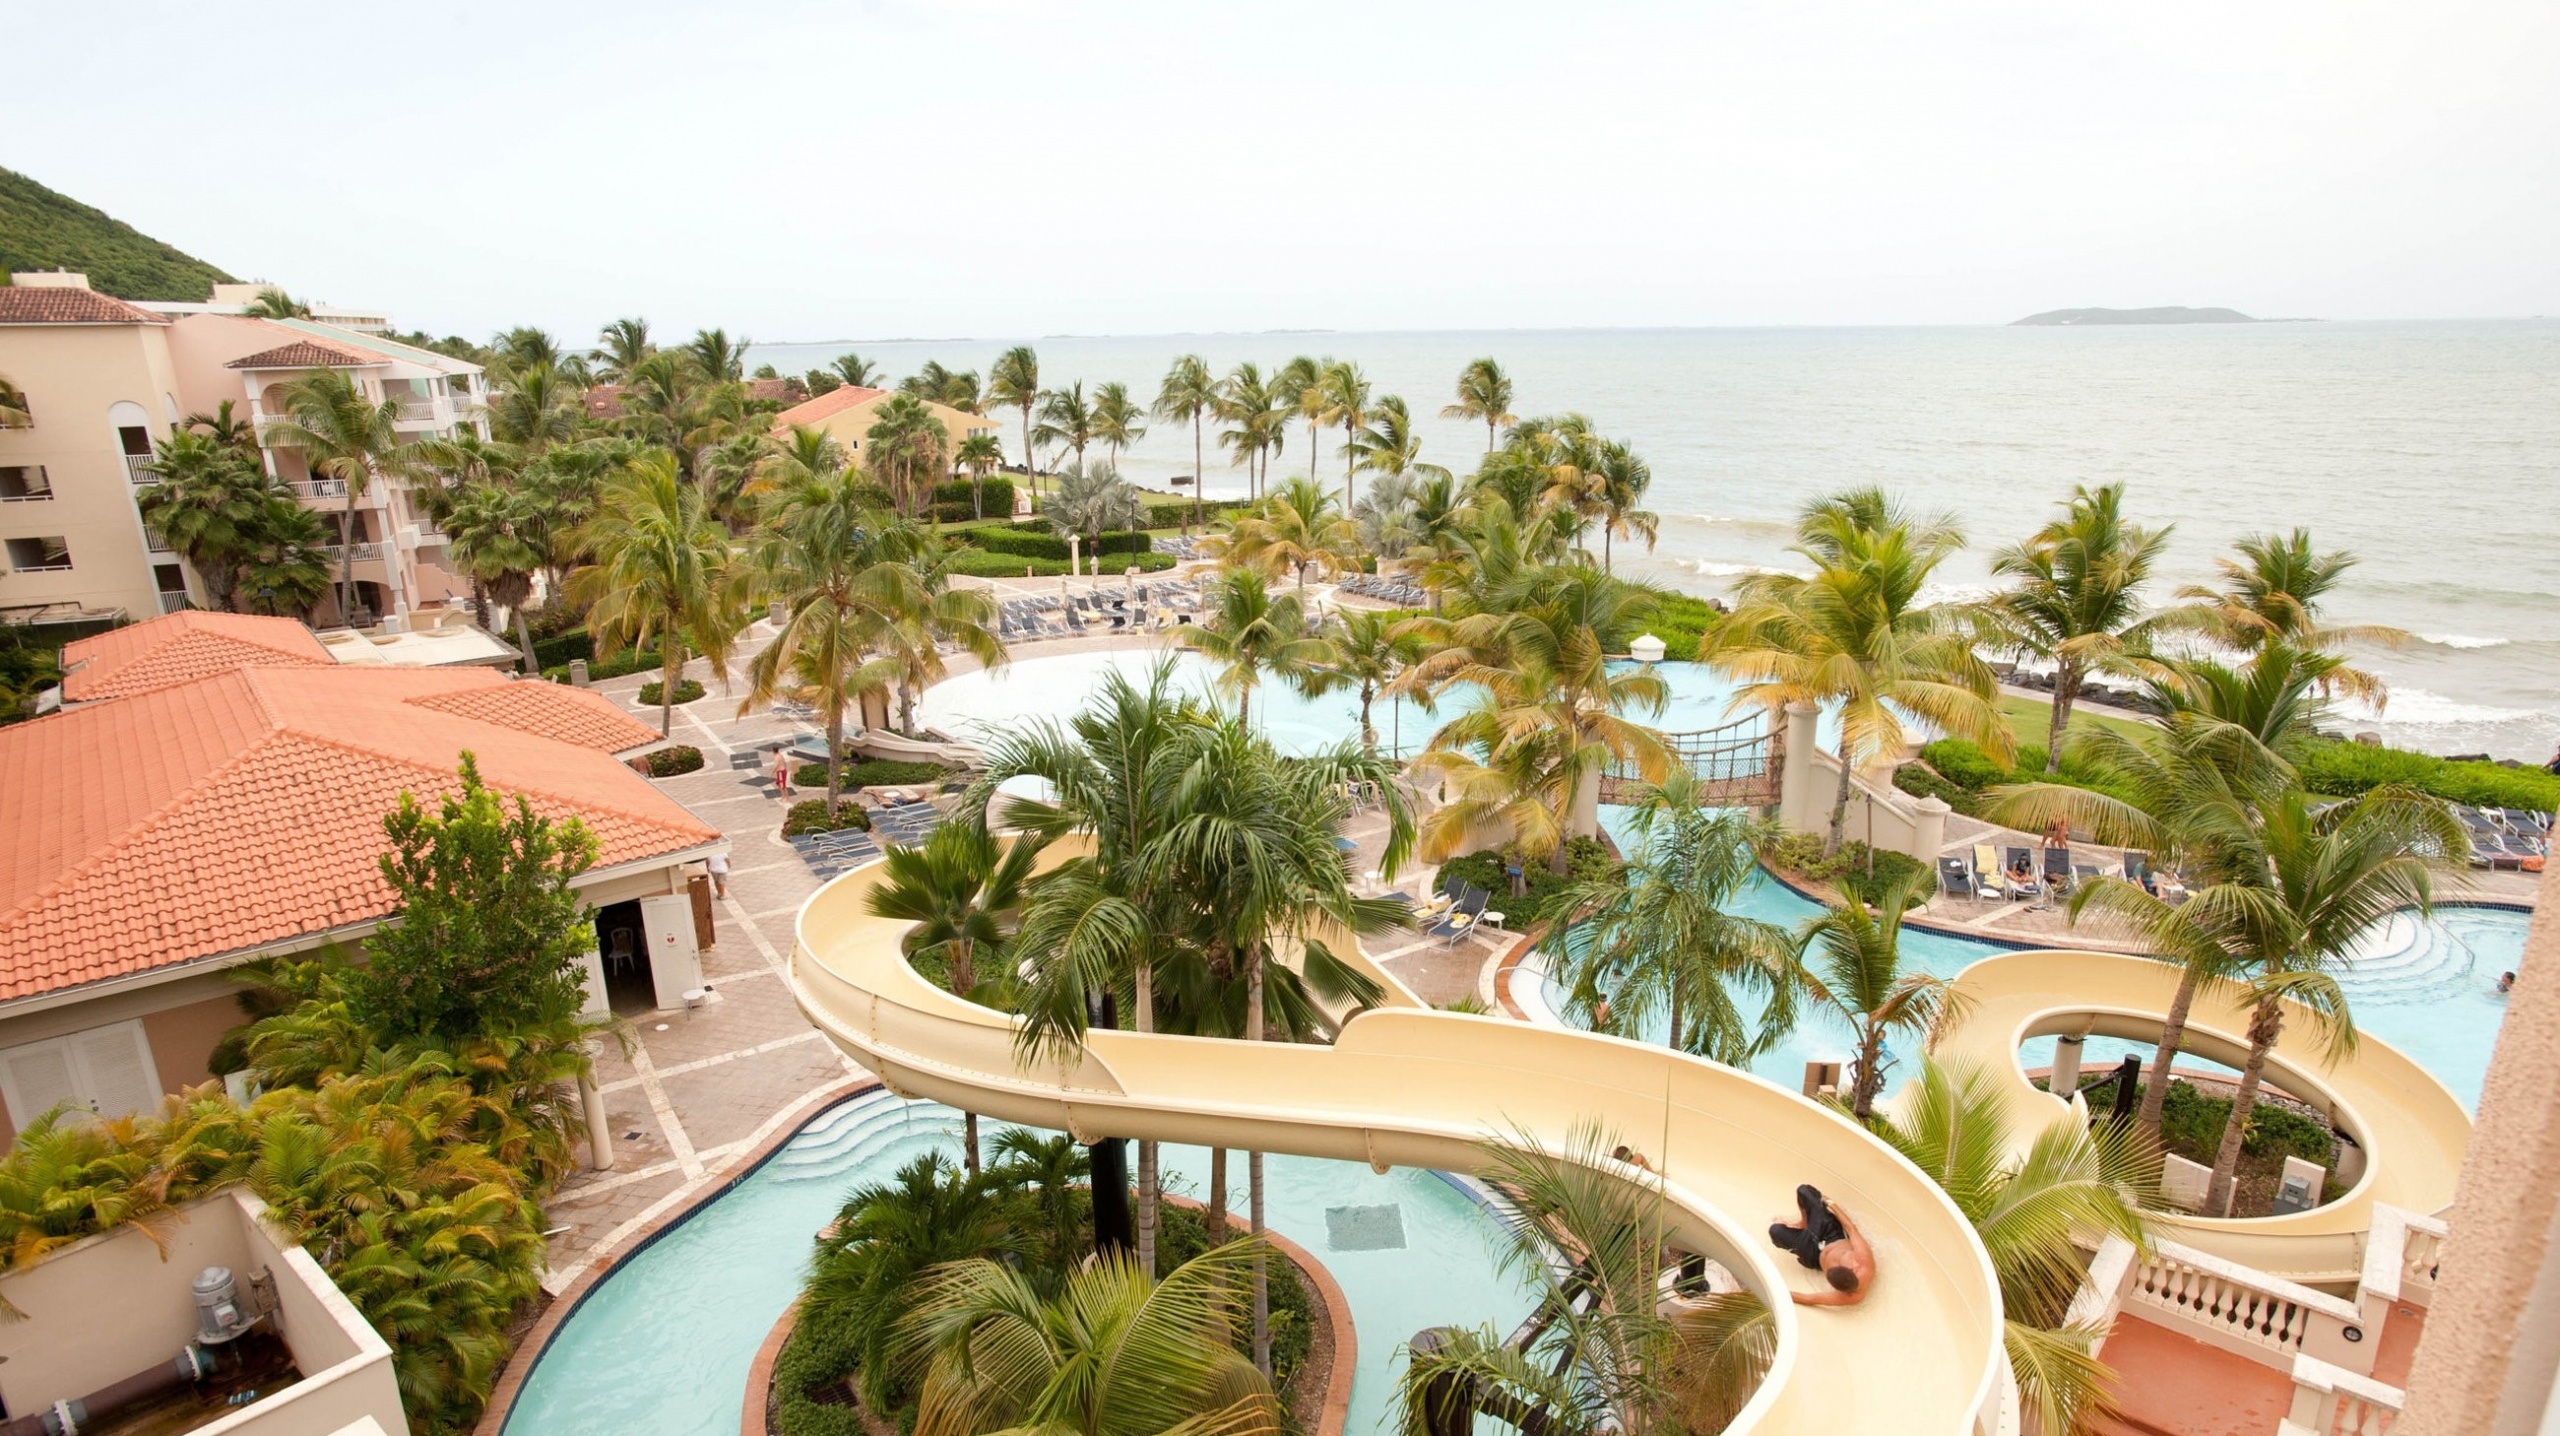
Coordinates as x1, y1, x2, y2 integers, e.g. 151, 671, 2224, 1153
1675, 513, 1797, 536
2416, 633, 2513, 650
2338, 687, 2545, 728
1690, 559, 1810, 580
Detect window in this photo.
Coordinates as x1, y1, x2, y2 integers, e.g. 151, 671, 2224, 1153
0, 377, 28, 428
4, 536, 71, 571
116, 424, 151, 457
0, 1020, 161, 1129
0, 465, 50, 501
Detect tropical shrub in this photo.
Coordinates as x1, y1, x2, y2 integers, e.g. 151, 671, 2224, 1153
795, 758, 947, 790
963, 526, 1156, 562
2083, 1077, 2335, 1169
1434, 837, 1615, 925
636, 677, 704, 706
2297, 737, 2560, 812
1758, 830, 1930, 908
1637, 589, 1722, 661
1920, 738, 2011, 790
643, 745, 704, 777
930, 476, 1013, 517
539, 644, 663, 683
784, 798, 872, 837
1893, 761, 1978, 815
943, 548, 1176, 579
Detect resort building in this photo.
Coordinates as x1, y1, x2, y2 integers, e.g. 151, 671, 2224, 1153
767, 384, 1002, 464
0, 270, 485, 637
140, 280, 396, 334
0, 618, 727, 1147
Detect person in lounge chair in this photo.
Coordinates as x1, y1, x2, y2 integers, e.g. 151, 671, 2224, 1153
1769, 1184, 1874, 1307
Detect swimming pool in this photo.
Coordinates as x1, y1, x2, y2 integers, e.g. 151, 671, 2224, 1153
502, 1091, 1534, 1436
920, 648, 1820, 759
1527, 810, 2531, 1109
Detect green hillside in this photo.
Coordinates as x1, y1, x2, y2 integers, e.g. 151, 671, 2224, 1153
0, 166, 234, 300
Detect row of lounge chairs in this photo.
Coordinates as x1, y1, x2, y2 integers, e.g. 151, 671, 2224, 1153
2460, 805, 2551, 869
1938, 844, 2168, 905
790, 825, 882, 879
1408, 881, 1498, 946
992, 580, 1209, 642
1336, 572, 1429, 606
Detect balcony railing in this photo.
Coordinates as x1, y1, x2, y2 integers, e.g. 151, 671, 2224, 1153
293, 478, 350, 500
325, 542, 384, 562
146, 531, 175, 555
0, 490, 51, 503
157, 590, 190, 614
124, 453, 155, 485
392, 398, 449, 426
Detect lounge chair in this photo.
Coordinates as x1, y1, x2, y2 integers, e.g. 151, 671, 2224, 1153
2000, 846, 2040, 900
1437, 888, 1490, 946
1970, 843, 2004, 903
1411, 884, 1462, 927
1937, 856, 1975, 900
2041, 847, 2073, 894
2123, 851, 2151, 885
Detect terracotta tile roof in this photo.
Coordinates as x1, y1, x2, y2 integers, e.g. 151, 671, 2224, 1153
583, 384, 626, 419
401, 681, 665, 755
62, 612, 337, 702
0, 287, 174, 325
225, 339, 372, 370
0, 667, 721, 1002
744, 378, 798, 404
771, 386, 888, 430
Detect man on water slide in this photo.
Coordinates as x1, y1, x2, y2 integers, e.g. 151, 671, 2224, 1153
1770, 1184, 1876, 1307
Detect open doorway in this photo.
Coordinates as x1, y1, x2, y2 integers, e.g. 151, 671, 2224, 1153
594, 898, 656, 1016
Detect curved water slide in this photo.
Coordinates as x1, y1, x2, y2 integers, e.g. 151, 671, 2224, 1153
1933, 950, 2471, 1282
788, 847, 2012, 1436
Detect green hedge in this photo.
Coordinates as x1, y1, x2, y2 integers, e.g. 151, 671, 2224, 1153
930, 476, 1014, 517
643, 745, 704, 777
963, 527, 1155, 562
1434, 837, 1616, 926
1761, 831, 1931, 908
797, 758, 949, 789
1919, 736, 2136, 807
540, 645, 664, 683
1893, 762, 1978, 816
945, 549, 1175, 579
1639, 591, 1722, 662
2081, 1077, 2336, 1171
2297, 738, 2560, 813
638, 678, 705, 706
782, 799, 872, 837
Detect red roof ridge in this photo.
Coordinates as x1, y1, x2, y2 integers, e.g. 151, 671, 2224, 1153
278, 723, 719, 848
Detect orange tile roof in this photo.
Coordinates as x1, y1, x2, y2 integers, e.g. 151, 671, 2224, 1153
62, 612, 337, 702
0, 288, 173, 325
0, 667, 722, 1003
402, 681, 665, 755
225, 339, 372, 370
771, 385, 888, 430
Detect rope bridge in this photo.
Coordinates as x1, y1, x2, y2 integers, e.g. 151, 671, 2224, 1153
1598, 710, 1783, 807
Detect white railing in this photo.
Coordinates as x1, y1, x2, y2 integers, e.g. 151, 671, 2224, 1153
145, 531, 174, 555
0, 490, 50, 503
325, 541, 383, 561
2284, 1353, 2402, 1435
2358, 1203, 2448, 1338
293, 478, 349, 500
123, 453, 154, 484
157, 590, 189, 614
2120, 1237, 2367, 1368
393, 398, 447, 425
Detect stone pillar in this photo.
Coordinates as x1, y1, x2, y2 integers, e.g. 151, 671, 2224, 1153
2399, 899, 2560, 1435
1910, 794, 1951, 867
568, 658, 589, 688
2050, 1034, 2086, 1094
1777, 702, 1821, 833
579, 1071, 616, 1172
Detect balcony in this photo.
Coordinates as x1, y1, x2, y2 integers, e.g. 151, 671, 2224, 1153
157, 590, 190, 614
124, 452, 156, 485
391, 397, 452, 429
292, 477, 351, 501
325, 542, 384, 562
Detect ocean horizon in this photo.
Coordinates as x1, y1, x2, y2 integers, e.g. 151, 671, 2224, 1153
748, 319, 2560, 762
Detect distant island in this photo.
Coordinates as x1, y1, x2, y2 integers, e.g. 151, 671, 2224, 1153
2012, 306, 2263, 326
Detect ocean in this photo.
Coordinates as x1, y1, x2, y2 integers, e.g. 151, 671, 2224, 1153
747, 321, 2560, 761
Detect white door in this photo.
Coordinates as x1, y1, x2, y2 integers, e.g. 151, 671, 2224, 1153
639, 894, 703, 1010
0, 1020, 160, 1130
578, 932, 610, 1020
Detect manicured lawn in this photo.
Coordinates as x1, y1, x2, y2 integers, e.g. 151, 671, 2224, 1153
1998, 693, 2151, 751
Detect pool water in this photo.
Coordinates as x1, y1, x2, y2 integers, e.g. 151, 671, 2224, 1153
1534, 810, 2532, 1109
503, 1091, 1533, 1436
921, 649, 1819, 759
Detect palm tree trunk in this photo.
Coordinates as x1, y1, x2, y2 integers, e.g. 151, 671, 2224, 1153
955, 940, 981, 1175
1208, 1146, 1229, 1243
1136, 961, 1158, 1276
470, 577, 491, 632
658, 643, 682, 737
512, 605, 538, 674
1826, 751, 1857, 854
1344, 422, 1358, 512
2046, 659, 2080, 773
1359, 684, 1376, 756
1855, 1025, 1884, 1120
825, 703, 845, 804
1192, 417, 1204, 533
2206, 1001, 2284, 1216
1246, 944, 1270, 1376
2137, 971, 2202, 1134
1020, 405, 1034, 494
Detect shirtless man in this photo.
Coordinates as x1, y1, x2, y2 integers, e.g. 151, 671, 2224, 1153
1768, 1184, 1875, 1307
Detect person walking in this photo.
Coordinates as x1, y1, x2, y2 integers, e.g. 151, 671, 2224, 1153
706, 850, 731, 900
772, 748, 795, 803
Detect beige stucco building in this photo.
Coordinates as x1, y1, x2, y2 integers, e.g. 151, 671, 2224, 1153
768, 383, 1002, 467
0, 270, 484, 637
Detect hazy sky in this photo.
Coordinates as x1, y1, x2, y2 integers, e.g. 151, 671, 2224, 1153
9, 0, 2556, 341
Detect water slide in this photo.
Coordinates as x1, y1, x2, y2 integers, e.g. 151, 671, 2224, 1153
787, 845, 2012, 1436
1932, 949, 2471, 1282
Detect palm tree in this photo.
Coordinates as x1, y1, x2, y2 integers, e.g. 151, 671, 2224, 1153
1275, 356, 1328, 488
181, 399, 258, 457
682, 327, 750, 383
1154, 354, 1219, 532
1206, 476, 1358, 593
566, 452, 740, 735
1879, 1060, 2158, 1436
242, 287, 310, 319
1215, 361, 1286, 502
1986, 710, 2301, 1137
1353, 473, 1423, 562
1443, 357, 1517, 453
987, 346, 1041, 483
486, 362, 581, 453
863, 824, 1040, 1173
1551, 787, 1798, 1064
255, 367, 420, 624
1178, 569, 1327, 725
1982, 482, 2174, 772
1591, 440, 1658, 573
898, 1240, 1283, 1436
953, 431, 1005, 520
136, 431, 272, 611
2172, 529, 2408, 709
1303, 606, 1430, 755
1032, 380, 1096, 473
865, 393, 950, 519
1400, 1123, 1776, 1436
870, 534, 1007, 736
1352, 394, 1452, 492
1045, 463, 1146, 569
1318, 360, 1372, 511
1092, 381, 1149, 468
1709, 487, 2011, 851
1799, 870, 1964, 1119
830, 351, 883, 389
732, 467, 904, 799
806, 1151, 1024, 1411
441, 481, 547, 667
1408, 566, 1674, 869
595, 317, 654, 384
233, 500, 334, 617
